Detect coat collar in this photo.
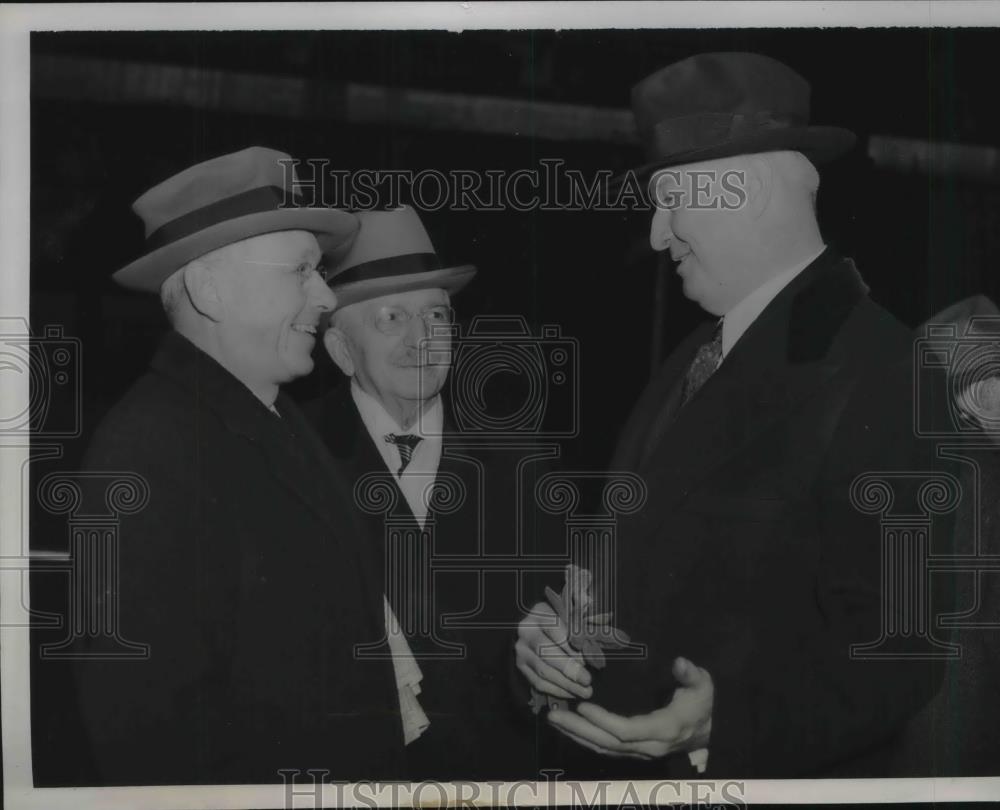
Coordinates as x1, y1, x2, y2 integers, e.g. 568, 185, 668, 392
149, 330, 347, 531
634, 249, 869, 507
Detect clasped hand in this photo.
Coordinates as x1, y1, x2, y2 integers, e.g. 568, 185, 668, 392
516, 601, 713, 760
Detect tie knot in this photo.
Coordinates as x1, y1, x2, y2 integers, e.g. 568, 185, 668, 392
384, 433, 423, 473
384, 433, 422, 451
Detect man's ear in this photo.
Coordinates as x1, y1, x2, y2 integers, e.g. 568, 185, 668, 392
743, 155, 774, 220
182, 259, 223, 322
323, 327, 356, 377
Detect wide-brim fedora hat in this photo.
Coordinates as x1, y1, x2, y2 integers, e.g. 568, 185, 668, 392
628, 52, 856, 182
113, 146, 359, 292
325, 206, 476, 308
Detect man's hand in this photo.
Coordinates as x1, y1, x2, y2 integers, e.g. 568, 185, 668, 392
515, 601, 593, 700
547, 657, 713, 759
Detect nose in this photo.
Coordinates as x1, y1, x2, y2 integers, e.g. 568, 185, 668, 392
648, 207, 673, 253
306, 270, 337, 312
402, 313, 429, 348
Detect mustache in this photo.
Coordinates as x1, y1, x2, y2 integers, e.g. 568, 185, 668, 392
393, 351, 450, 368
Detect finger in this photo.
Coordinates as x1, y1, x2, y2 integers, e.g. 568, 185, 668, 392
535, 643, 592, 686
521, 607, 583, 665
629, 739, 665, 759
535, 617, 585, 664
516, 658, 577, 700
673, 657, 711, 689
553, 725, 629, 758
547, 708, 631, 751
576, 701, 663, 742
525, 650, 593, 699
549, 711, 662, 759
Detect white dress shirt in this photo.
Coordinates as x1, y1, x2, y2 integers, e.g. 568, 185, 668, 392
350, 381, 445, 745
721, 245, 827, 360
351, 382, 443, 529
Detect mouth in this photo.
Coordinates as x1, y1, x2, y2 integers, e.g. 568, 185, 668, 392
290, 323, 317, 337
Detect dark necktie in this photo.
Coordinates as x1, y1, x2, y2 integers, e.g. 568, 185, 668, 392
681, 322, 723, 407
384, 433, 423, 474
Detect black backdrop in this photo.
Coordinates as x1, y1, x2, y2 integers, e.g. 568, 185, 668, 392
25, 25, 1000, 786
29, 28, 1000, 474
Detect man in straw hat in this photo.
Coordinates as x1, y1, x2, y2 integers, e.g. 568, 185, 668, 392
304, 206, 534, 780
518, 52, 948, 777
72, 147, 407, 783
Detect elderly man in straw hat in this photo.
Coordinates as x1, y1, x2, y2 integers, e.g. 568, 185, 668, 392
304, 206, 534, 780
518, 53, 948, 778
72, 147, 407, 784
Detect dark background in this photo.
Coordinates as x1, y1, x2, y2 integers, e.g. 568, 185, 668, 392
28, 28, 1000, 474
25, 26, 1000, 787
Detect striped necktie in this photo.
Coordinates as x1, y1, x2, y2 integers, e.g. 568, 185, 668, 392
384, 433, 423, 474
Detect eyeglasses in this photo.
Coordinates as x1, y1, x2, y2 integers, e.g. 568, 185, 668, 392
373, 304, 455, 336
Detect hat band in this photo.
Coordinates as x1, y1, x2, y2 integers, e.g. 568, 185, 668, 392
331, 252, 441, 286
145, 185, 296, 251
648, 110, 795, 159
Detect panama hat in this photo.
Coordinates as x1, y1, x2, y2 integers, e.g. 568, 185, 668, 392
325, 206, 476, 308
629, 52, 856, 181
113, 146, 359, 292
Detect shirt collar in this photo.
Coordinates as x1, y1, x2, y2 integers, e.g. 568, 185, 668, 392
721, 245, 826, 358
350, 380, 443, 442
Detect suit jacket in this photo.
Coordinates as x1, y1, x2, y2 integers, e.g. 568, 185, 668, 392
70, 332, 406, 785
594, 249, 948, 778
303, 384, 537, 780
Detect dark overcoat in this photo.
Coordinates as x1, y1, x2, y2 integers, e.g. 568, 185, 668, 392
303, 383, 539, 780
71, 331, 406, 785
591, 249, 949, 778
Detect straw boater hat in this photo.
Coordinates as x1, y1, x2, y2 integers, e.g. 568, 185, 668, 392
628, 51, 857, 181
113, 146, 359, 292
324, 206, 476, 308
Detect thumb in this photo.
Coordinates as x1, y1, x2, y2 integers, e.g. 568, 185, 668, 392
672, 656, 709, 688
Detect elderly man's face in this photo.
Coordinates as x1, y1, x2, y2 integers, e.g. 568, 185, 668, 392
648, 156, 755, 316
213, 229, 335, 388
327, 287, 452, 409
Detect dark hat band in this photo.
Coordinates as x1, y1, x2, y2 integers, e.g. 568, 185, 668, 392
145, 185, 297, 251
331, 252, 441, 286
649, 110, 794, 161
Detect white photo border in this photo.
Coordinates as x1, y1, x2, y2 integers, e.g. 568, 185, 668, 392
3, 3, 1000, 807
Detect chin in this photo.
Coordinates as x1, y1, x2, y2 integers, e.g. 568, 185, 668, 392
281, 354, 314, 381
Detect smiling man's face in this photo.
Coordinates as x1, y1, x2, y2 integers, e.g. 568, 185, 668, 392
648, 156, 758, 317
326, 287, 453, 411
212, 229, 334, 390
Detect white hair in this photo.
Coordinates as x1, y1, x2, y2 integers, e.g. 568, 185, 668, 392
770, 150, 820, 209
159, 264, 189, 324
158, 240, 245, 324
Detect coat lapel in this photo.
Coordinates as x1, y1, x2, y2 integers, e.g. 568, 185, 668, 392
636, 250, 868, 510
611, 323, 713, 472
150, 332, 344, 532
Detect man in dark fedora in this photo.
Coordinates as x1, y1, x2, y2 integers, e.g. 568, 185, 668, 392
518, 52, 948, 777
71, 147, 407, 784
304, 206, 534, 780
